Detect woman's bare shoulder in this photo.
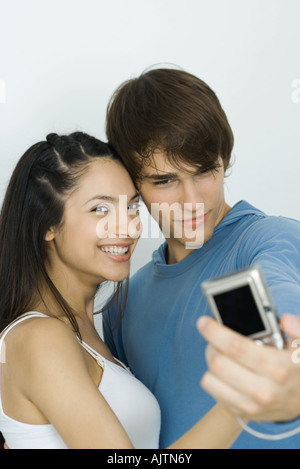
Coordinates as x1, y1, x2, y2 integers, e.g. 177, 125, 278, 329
4, 314, 83, 367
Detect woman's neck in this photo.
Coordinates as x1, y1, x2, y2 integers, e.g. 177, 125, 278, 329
34, 275, 99, 324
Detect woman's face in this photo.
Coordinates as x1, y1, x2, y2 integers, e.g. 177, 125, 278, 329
46, 158, 141, 285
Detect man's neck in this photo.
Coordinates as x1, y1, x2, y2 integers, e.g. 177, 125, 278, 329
165, 203, 232, 265
165, 242, 194, 265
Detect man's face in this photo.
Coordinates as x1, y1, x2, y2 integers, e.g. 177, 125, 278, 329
138, 151, 230, 263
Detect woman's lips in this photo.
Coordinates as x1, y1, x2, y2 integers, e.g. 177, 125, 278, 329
98, 243, 134, 262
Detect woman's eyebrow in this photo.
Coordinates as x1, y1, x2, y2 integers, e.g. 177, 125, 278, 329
129, 192, 140, 201
85, 192, 139, 205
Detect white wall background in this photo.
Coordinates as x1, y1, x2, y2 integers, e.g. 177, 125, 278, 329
0, 0, 299, 322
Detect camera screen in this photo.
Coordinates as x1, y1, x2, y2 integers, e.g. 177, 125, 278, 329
213, 285, 266, 336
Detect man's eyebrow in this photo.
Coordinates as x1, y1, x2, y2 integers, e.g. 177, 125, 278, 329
143, 172, 178, 180
85, 192, 139, 204
143, 167, 206, 180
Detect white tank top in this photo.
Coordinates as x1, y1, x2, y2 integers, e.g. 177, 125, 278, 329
0, 312, 161, 449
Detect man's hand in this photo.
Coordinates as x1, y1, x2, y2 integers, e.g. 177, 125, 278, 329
197, 314, 300, 422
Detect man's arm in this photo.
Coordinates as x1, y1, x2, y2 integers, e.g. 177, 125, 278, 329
241, 216, 300, 321
201, 217, 300, 425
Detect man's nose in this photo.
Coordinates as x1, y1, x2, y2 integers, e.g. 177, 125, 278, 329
180, 181, 203, 207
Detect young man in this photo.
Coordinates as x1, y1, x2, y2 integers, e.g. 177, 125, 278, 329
102, 68, 300, 448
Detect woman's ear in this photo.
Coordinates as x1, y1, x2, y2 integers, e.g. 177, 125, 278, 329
45, 227, 56, 242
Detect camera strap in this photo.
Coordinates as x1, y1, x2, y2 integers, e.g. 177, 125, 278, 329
236, 416, 300, 441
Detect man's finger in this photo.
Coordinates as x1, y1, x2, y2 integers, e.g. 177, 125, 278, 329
197, 316, 289, 379
200, 370, 259, 417
205, 349, 279, 408
281, 314, 300, 339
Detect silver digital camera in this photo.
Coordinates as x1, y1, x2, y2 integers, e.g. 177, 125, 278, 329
201, 265, 286, 349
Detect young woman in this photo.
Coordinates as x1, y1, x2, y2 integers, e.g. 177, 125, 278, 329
0, 132, 243, 449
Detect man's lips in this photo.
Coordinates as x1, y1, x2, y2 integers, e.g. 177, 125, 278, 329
174, 212, 209, 227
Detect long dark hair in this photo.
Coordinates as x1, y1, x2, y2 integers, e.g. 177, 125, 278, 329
0, 131, 125, 337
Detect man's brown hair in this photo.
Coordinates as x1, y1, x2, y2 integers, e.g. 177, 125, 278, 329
106, 68, 234, 183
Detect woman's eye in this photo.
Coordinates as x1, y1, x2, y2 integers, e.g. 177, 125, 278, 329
128, 202, 141, 210
94, 205, 109, 214
128, 202, 141, 214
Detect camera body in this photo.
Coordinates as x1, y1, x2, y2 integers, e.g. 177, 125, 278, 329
201, 265, 286, 349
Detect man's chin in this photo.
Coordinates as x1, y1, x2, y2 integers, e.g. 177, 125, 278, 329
181, 229, 214, 250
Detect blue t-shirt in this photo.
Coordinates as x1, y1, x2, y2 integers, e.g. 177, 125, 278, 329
102, 200, 300, 449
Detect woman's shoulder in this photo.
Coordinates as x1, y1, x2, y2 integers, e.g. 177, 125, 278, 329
4, 313, 82, 366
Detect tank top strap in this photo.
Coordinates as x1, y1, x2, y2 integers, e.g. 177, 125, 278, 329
0, 312, 49, 342
78, 340, 105, 369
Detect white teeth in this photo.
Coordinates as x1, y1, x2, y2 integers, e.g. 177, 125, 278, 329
100, 246, 129, 255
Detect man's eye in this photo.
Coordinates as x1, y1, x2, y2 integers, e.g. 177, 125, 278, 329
195, 170, 210, 177
153, 179, 174, 186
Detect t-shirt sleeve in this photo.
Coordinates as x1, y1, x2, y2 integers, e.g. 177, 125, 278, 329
239, 216, 300, 318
